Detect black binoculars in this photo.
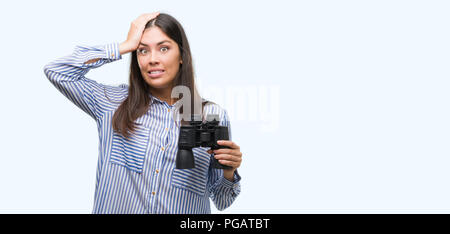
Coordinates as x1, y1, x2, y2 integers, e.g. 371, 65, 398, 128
176, 114, 232, 170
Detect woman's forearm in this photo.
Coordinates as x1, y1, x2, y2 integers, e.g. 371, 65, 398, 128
119, 41, 134, 55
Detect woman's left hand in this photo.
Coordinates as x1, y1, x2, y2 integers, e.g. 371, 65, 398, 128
207, 140, 242, 172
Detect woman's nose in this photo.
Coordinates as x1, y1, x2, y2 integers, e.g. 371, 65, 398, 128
149, 52, 160, 64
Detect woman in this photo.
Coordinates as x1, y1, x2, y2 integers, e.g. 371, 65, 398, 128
43, 12, 242, 214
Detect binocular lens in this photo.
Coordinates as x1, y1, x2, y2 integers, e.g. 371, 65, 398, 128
176, 149, 195, 169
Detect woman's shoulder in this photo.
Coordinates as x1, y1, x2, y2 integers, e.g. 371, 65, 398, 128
101, 83, 129, 100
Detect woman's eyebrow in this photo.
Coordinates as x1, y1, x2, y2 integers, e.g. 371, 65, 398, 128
139, 40, 172, 46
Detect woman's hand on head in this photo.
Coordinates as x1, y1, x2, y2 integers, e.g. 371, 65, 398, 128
119, 12, 160, 55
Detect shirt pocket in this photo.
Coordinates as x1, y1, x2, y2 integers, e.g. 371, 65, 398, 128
109, 122, 150, 173
171, 147, 211, 196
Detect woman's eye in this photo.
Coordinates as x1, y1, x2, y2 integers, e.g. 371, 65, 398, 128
138, 47, 167, 54
138, 49, 148, 54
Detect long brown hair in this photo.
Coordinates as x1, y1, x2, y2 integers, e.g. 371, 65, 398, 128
112, 13, 202, 139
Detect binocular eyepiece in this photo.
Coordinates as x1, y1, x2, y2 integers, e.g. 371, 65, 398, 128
176, 114, 232, 170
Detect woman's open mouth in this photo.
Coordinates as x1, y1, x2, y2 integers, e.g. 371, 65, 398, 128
148, 70, 165, 78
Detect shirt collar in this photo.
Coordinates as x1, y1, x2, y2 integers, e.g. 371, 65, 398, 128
149, 94, 164, 105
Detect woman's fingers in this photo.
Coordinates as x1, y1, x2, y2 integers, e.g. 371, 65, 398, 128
136, 12, 160, 24
217, 159, 240, 168
206, 149, 242, 158
217, 140, 240, 150
212, 148, 242, 156
205, 140, 243, 170
214, 154, 242, 162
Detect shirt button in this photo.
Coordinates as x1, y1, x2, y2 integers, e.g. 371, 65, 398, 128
152, 191, 156, 195
111, 53, 115, 57
165, 128, 169, 131
161, 147, 165, 151
156, 169, 160, 173
167, 109, 171, 112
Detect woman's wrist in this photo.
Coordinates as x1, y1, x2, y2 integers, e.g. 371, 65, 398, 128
119, 41, 134, 55
223, 169, 236, 182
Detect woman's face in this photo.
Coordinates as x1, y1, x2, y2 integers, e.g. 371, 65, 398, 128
137, 26, 182, 90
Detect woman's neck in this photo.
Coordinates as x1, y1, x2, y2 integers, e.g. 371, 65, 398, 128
149, 87, 177, 106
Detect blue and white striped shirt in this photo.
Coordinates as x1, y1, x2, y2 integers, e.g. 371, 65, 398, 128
43, 42, 241, 214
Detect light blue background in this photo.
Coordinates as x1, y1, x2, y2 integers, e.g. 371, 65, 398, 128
1, 0, 450, 213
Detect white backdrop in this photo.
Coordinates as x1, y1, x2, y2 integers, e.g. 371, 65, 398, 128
1, 0, 450, 213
